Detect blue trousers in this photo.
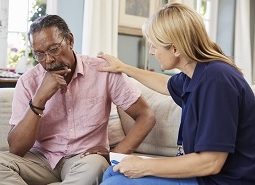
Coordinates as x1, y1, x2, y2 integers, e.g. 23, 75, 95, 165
100, 166, 199, 185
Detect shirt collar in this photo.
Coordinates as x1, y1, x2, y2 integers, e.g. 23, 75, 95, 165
184, 62, 209, 93
72, 52, 85, 79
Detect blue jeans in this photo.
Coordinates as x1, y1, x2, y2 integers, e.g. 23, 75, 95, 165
100, 166, 199, 185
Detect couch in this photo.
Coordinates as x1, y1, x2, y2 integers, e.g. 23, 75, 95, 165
1, 79, 255, 159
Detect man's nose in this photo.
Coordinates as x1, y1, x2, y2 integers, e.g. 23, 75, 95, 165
45, 52, 55, 64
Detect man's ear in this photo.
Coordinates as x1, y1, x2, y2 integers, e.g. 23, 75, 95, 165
67, 32, 74, 48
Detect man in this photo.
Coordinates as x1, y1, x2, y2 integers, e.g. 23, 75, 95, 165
0, 15, 155, 185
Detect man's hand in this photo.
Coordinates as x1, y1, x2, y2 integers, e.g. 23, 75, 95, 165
36, 68, 71, 104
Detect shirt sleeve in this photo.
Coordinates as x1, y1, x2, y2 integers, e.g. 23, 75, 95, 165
9, 67, 42, 126
108, 73, 141, 111
167, 72, 186, 107
9, 78, 32, 126
193, 80, 239, 153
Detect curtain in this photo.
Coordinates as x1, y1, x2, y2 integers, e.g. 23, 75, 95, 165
82, 0, 118, 57
46, 0, 57, 14
234, 0, 252, 84
253, 26, 255, 84
0, 0, 9, 67
168, 0, 195, 8
253, 0, 255, 85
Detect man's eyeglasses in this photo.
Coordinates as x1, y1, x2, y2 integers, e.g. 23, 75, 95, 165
32, 37, 65, 62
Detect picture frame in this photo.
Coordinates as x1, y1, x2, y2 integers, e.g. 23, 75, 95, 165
118, 0, 162, 36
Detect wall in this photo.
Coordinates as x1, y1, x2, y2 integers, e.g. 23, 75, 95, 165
0, 0, 9, 68
1, 0, 247, 72
251, 0, 255, 55
117, 34, 141, 68
56, 0, 238, 74
55, 0, 162, 72
216, 0, 236, 57
117, 34, 162, 72
251, 0, 255, 83
56, 0, 84, 54
119, 0, 238, 73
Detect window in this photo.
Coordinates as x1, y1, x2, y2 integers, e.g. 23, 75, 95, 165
166, 0, 218, 41
162, 0, 218, 75
196, 0, 218, 41
2, 0, 46, 70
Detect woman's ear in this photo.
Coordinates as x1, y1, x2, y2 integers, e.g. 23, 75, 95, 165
173, 45, 181, 58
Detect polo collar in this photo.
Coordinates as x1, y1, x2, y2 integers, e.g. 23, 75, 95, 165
184, 62, 209, 93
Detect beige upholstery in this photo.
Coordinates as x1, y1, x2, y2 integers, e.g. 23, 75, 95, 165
118, 79, 181, 157
1, 80, 254, 159
0, 88, 14, 150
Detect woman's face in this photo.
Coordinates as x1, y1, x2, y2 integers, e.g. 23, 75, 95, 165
148, 42, 177, 71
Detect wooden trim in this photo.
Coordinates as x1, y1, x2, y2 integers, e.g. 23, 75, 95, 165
118, 26, 142, 36
118, 0, 162, 36
0, 78, 18, 83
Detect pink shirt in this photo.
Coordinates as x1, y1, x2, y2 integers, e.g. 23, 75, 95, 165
10, 54, 141, 169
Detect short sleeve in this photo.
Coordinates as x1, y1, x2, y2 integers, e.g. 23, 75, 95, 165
193, 81, 239, 153
108, 73, 141, 111
168, 72, 187, 106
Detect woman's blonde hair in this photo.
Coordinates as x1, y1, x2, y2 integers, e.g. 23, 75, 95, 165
142, 3, 242, 74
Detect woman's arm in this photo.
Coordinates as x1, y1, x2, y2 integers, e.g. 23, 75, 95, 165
98, 54, 170, 95
113, 151, 228, 179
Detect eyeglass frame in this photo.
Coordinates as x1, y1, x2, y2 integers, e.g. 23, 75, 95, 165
32, 36, 65, 62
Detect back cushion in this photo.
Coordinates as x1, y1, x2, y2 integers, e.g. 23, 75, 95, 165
0, 88, 14, 151
118, 78, 181, 157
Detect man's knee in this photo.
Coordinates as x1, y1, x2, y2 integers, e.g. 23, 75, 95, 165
83, 154, 109, 174
85, 155, 109, 184
0, 151, 17, 168
61, 154, 109, 184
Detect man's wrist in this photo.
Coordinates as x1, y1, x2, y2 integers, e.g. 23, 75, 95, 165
29, 99, 44, 117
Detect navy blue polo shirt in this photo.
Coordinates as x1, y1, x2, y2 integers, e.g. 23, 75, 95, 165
168, 61, 255, 185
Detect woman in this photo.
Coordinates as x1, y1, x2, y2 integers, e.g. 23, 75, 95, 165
98, 3, 255, 185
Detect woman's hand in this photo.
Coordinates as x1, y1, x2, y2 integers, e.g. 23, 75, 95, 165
97, 53, 126, 73
113, 155, 148, 178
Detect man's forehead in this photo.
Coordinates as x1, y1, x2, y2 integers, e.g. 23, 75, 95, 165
31, 27, 61, 41
30, 27, 62, 51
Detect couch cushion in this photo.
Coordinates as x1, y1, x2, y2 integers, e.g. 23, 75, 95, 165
118, 78, 182, 157
108, 104, 125, 148
0, 88, 14, 151
251, 85, 255, 93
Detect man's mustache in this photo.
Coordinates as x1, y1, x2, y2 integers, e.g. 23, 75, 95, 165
47, 64, 69, 71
